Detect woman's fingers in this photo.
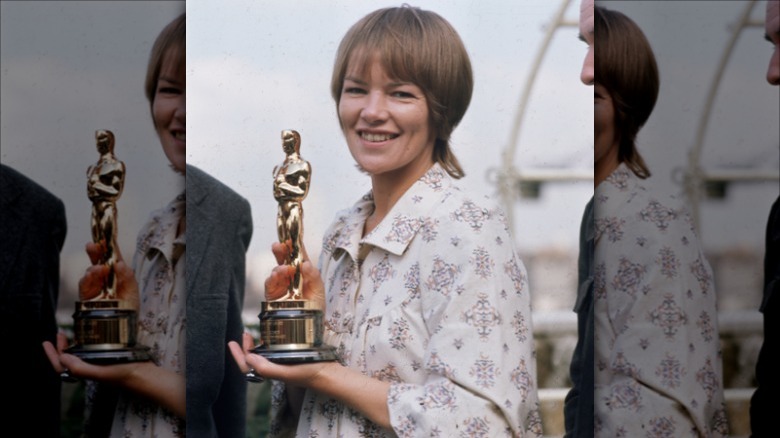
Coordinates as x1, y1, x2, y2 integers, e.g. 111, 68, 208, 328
242, 331, 255, 351
268, 239, 317, 301
229, 332, 259, 374
264, 265, 294, 300
57, 351, 87, 376
115, 260, 135, 283
228, 341, 248, 373
78, 258, 138, 306
301, 261, 326, 307
56, 332, 69, 351
263, 260, 325, 305
271, 241, 290, 265
114, 261, 139, 310
86, 242, 103, 265
86, 240, 126, 265
43, 333, 78, 376
272, 240, 311, 264
78, 264, 108, 300
244, 351, 274, 376
43, 341, 64, 373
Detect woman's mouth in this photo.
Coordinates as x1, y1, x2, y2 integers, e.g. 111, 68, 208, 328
360, 131, 398, 142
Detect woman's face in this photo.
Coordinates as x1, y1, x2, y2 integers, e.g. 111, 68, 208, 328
594, 83, 619, 184
153, 50, 186, 174
338, 56, 435, 185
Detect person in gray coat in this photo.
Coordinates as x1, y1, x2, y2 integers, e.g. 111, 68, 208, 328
186, 164, 253, 437
1, 164, 66, 437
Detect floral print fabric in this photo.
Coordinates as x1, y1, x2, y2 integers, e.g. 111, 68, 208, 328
593, 164, 727, 436
273, 164, 540, 437
111, 193, 186, 437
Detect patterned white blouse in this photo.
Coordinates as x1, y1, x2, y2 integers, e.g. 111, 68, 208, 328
593, 164, 728, 437
110, 193, 186, 437
272, 164, 541, 437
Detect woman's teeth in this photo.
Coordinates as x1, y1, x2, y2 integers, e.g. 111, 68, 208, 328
361, 132, 397, 142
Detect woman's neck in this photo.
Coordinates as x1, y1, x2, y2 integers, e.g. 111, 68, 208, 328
595, 152, 620, 189
363, 161, 434, 236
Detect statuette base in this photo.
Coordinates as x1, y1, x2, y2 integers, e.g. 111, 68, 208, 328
251, 300, 337, 366
66, 300, 151, 364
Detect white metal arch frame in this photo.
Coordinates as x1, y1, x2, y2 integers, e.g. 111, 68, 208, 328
491, 0, 776, 233
489, 0, 592, 232
681, 0, 778, 231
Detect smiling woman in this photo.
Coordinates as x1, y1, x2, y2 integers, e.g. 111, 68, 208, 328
229, 5, 542, 437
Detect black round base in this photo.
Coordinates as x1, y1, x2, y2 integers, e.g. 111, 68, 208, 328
255, 346, 338, 364
65, 345, 152, 365
246, 345, 338, 382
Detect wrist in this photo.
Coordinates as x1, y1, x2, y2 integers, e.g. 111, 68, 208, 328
307, 361, 342, 393
122, 360, 152, 387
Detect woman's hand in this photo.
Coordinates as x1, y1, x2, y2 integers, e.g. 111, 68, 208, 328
228, 333, 391, 429
79, 242, 139, 311
265, 241, 325, 309
43, 333, 186, 419
228, 332, 335, 387
43, 332, 140, 383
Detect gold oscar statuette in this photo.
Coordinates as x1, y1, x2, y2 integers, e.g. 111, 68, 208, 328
64, 130, 151, 364
248, 130, 336, 378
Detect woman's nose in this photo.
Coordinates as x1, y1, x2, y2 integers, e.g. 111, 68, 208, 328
360, 92, 388, 123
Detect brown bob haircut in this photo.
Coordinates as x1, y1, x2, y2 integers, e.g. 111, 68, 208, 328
144, 13, 185, 112
595, 5, 659, 179
330, 6, 473, 179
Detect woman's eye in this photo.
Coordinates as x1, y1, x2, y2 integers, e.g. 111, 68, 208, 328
392, 91, 414, 98
343, 87, 366, 95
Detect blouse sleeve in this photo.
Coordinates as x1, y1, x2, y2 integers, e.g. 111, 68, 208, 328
386, 200, 542, 437
593, 198, 728, 437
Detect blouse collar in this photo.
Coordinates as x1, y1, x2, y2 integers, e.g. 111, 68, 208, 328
330, 163, 453, 260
